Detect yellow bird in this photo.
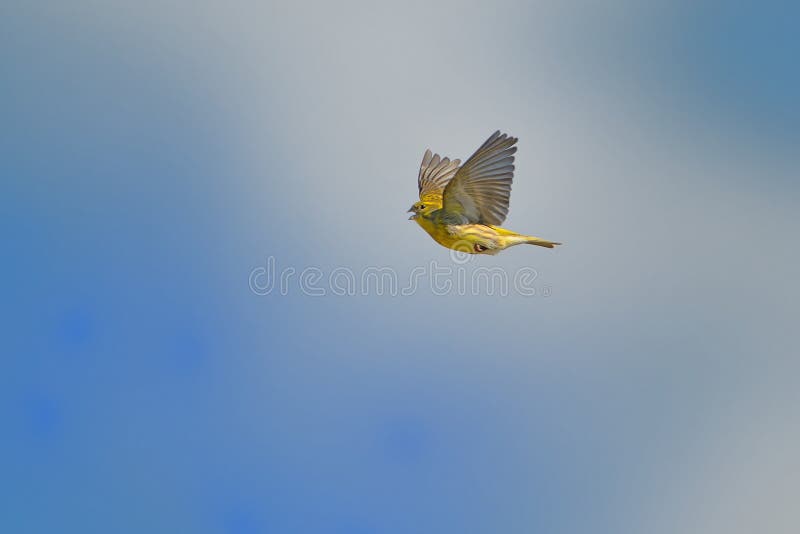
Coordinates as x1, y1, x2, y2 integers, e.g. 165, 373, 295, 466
408, 131, 561, 254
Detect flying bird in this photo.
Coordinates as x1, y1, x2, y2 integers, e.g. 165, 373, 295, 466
408, 131, 561, 254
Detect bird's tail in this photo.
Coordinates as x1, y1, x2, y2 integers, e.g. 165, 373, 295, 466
523, 235, 561, 249
488, 226, 561, 250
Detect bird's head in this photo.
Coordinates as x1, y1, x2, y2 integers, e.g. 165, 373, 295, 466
407, 201, 434, 220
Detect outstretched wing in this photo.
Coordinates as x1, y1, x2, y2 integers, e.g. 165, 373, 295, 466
418, 149, 460, 204
442, 131, 517, 225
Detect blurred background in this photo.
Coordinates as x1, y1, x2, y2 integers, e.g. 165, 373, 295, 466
2, 1, 798, 533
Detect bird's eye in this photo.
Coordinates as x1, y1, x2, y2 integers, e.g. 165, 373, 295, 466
419, 204, 425, 210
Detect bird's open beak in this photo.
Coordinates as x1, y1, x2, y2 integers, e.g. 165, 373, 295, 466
407, 207, 416, 220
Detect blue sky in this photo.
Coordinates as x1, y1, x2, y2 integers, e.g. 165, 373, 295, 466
2, 2, 799, 533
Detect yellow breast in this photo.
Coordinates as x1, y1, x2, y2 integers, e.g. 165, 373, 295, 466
415, 215, 461, 249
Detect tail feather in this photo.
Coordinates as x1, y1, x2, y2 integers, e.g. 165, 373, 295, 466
502, 233, 561, 249
487, 226, 561, 250
524, 236, 561, 249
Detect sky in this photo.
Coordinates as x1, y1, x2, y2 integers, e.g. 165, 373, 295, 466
2, 1, 799, 533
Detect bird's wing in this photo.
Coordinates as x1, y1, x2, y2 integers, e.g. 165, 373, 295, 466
418, 149, 460, 204
442, 131, 517, 225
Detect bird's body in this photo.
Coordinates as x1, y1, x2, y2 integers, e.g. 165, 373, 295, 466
413, 203, 557, 255
409, 131, 560, 254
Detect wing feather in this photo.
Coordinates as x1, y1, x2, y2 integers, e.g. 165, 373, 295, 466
442, 131, 518, 225
418, 148, 460, 203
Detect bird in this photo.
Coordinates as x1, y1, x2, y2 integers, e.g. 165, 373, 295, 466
408, 131, 561, 254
